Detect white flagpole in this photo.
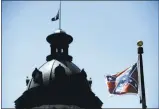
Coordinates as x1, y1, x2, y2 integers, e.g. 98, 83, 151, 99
59, 0, 61, 29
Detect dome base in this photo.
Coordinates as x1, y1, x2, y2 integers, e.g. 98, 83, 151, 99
46, 54, 72, 62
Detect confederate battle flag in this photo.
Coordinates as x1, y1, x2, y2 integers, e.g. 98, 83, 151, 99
105, 63, 139, 95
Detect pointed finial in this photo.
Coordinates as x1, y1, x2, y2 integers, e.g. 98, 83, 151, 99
137, 40, 143, 47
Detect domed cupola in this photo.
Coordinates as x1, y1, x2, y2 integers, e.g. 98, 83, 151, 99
46, 29, 73, 62
15, 29, 103, 109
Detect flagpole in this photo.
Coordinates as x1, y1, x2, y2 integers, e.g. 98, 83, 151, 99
59, 0, 61, 29
137, 41, 147, 109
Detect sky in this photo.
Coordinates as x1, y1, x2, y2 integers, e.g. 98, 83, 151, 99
2, 1, 158, 108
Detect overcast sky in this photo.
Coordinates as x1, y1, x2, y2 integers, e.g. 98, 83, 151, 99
2, 1, 158, 108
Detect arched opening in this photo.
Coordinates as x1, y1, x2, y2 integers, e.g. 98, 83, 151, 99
56, 48, 58, 53
61, 49, 63, 53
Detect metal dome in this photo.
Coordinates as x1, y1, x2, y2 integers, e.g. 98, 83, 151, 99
27, 59, 81, 90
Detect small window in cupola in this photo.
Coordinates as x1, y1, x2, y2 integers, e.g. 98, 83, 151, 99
61, 49, 63, 53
